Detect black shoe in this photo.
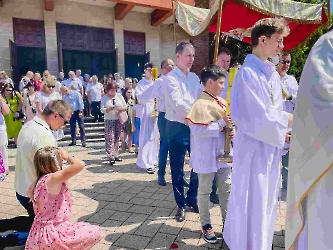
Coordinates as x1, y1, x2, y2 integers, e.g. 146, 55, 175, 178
157, 176, 166, 186
210, 193, 220, 205
115, 157, 122, 162
175, 208, 185, 222
109, 160, 115, 165
183, 179, 189, 187
68, 142, 76, 146
187, 204, 199, 213
147, 167, 155, 174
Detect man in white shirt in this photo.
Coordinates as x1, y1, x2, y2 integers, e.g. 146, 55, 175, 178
276, 51, 298, 191
164, 42, 202, 222
114, 73, 125, 90
75, 69, 84, 86
0, 100, 72, 248
87, 75, 104, 123
134, 59, 175, 185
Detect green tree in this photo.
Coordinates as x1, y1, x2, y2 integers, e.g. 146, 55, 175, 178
289, 0, 330, 80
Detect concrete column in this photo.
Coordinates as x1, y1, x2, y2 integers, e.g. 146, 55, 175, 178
146, 26, 161, 67
0, 13, 14, 76
114, 20, 125, 74
44, 10, 59, 76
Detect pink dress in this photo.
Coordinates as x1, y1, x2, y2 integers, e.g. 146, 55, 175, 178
0, 152, 6, 182
25, 174, 102, 250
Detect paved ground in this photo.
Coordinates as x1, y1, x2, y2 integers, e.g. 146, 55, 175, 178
1, 142, 286, 250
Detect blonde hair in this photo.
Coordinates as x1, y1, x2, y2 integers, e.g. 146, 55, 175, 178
43, 70, 51, 79
0, 71, 9, 79
34, 73, 41, 81
31, 146, 61, 202
41, 77, 56, 93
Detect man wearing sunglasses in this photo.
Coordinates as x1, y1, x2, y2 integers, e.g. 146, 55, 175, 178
0, 100, 72, 248
276, 51, 299, 191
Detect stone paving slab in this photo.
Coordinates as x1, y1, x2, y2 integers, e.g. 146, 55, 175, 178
1, 142, 286, 249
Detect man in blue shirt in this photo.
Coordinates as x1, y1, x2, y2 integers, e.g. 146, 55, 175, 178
61, 85, 86, 147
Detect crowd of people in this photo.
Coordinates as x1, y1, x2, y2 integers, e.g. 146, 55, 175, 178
0, 16, 330, 250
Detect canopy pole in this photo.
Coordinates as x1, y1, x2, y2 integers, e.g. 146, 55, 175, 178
173, 0, 177, 47
328, 0, 331, 26
213, 0, 223, 64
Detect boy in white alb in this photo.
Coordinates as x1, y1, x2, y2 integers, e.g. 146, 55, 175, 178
185, 65, 233, 244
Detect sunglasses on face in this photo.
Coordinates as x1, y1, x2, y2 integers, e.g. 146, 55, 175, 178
47, 85, 56, 88
58, 113, 68, 125
280, 60, 291, 65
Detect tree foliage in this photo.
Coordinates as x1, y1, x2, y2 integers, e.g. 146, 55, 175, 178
288, 0, 330, 80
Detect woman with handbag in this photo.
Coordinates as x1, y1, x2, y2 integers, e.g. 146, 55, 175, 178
101, 82, 127, 165
1, 83, 23, 147
121, 87, 134, 153
22, 82, 37, 122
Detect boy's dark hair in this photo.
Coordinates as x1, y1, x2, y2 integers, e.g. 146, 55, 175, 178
200, 65, 226, 86
218, 47, 231, 57
251, 18, 290, 47
144, 62, 154, 70
175, 41, 193, 54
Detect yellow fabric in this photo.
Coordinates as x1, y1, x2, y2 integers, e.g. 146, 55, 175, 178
185, 91, 227, 126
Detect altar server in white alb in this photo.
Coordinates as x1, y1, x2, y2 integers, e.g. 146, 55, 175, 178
223, 17, 293, 250
135, 63, 159, 174
185, 65, 233, 244
286, 27, 333, 250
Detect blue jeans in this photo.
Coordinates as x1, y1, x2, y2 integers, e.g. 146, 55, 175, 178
157, 112, 169, 177
70, 110, 86, 144
0, 193, 35, 246
91, 101, 103, 122
166, 120, 198, 209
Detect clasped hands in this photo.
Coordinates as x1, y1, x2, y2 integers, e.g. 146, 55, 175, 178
222, 115, 234, 140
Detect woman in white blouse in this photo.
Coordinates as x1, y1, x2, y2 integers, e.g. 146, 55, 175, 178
35, 77, 64, 141
101, 82, 127, 165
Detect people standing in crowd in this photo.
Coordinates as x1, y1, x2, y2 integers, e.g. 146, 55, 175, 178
101, 83, 127, 166
132, 78, 138, 99
25, 146, 102, 249
0, 71, 14, 88
135, 59, 174, 184
61, 85, 86, 147
57, 71, 66, 83
83, 74, 91, 117
22, 82, 37, 122
87, 75, 104, 123
19, 71, 34, 92
276, 51, 298, 191
121, 87, 134, 153
1, 83, 23, 147
75, 69, 84, 86
63, 71, 83, 97
0, 95, 9, 176
223, 18, 293, 250
52, 75, 62, 94
186, 65, 233, 244
42, 70, 51, 81
135, 63, 159, 174
114, 73, 124, 90
32, 73, 43, 92
132, 98, 141, 155
0, 100, 72, 248
101, 75, 108, 86
35, 78, 64, 141
163, 42, 202, 221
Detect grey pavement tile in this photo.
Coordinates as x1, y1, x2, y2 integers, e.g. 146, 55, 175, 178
114, 192, 137, 203
176, 229, 202, 246
104, 202, 133, 212
149, 193, 168, 201
100, 219, 124, 232
273, 235, 285, 248
129, 197, 154, 206
155, 188, 173, 195
150, 200, 177, 209
145, 232, 177, 250
135, 192, 153, 199
133, 220, 164, 238
113, 234, 151, 249
126, 213, 149, 223
126, 185, 146, 194
143, 187, 159, 193
148, 207, 174, 220
94, 194, 119, 202
86, 209, 116, 224
112, 211, 132, 222
114, 222, 141, 234
158, 219, 185, 235
127, 205, 156, 215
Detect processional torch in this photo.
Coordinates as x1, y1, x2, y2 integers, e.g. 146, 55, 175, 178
217, 67, 238, 163
150, 67, 159, 118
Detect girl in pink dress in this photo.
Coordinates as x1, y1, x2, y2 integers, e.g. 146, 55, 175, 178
0, 151, 6, 182
25, 147, 102, 250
